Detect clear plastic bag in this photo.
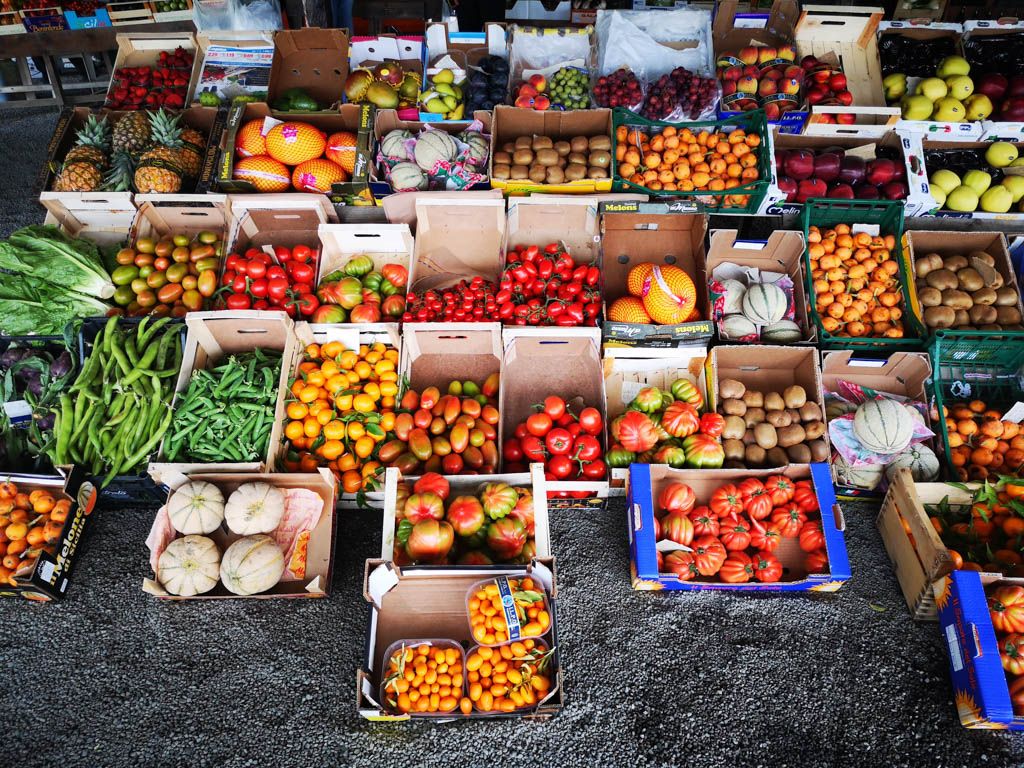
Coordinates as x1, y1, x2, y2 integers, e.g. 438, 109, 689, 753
192, 0, 281, 31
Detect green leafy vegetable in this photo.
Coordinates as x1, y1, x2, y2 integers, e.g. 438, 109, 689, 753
0, 273, 109, 336
0, 225, 114, 299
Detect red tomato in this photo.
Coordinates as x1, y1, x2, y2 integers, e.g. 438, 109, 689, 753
526, 413, 553, 437
798, 520, 825, 553
745, 488, 774, 521
543, 396, 566, 420
296, 293, 319, 316
225, 293, 251, 310
249, 278, 269, 298
521, 435, 546, 462
751, 550, 783, 583
545, 428, 573, 455
689, 506, 720, 538
719, 515, 751, 551
710, 484, 743, 517
267, 277, 289, 303
292, 244, 313, 263
581, 458, 607, 480
547, 455, 574, 479
266, 265, 287, 280
770, 503, 807, 538
719, 552, 754, 583
274, 245, 292, 262
289, 261, 315, 284
514, 423, 528, 440
793, 481, 819, 513
578, 407, 603, 435
246, 260, 267, 279
572, 435, 601, 462
764, 475, 795, 505
503, 439, 524, 463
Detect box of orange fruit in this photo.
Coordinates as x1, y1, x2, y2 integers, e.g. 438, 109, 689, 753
610, 107, 773, 214
0, 468, 98, 602
217, 101, 374, 205
599, 201, 713, 348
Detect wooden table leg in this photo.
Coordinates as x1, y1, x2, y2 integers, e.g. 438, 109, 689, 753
41, 54, 65, 107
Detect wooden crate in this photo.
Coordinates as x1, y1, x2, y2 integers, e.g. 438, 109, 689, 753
107, 0, 155, 24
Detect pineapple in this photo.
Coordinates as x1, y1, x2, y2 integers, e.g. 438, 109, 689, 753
54, 162, 103, 192
53, 114, 110, 192
133, 110, 184, 194
64, 145, 107, 168
111, 111, 152, 155
177, 125, 206, 178
101, 150, 135, 193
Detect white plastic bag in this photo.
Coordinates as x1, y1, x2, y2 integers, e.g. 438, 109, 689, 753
595, 8, 715, 80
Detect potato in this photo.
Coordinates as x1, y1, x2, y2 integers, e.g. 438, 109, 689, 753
502, 142, 517, 154
531, 135, 553, 151
754, 423, 778, 450
744, 408, 766, 428
514, 136, 532, 150
783, 385, 807, 409
957, 267, 985, 292
972, 286, 997, 306
535, 148, 559, 167
799, 402, 821, 422
510, 165, 529, 180
996, 287, 1020, 306
570, 136, 589, 154
513, 149, 535, 166
545, 166, 565, 185
916, 253, 943, 279
589, 150, 611, 169
969, 305, 997, 325
588, 135, 612, 152
968, 250, 996, 267
809, 439, 829, 463
722, 398, 746, 416
587, 167, 608, 180
719, 378, 746, 400
745, 445, 766, 467
742, 390, 764, 408
954, 309, 970, 327
924, 305, 956, 329
803, 421, 826, 440
493, 151, 512, 165
724, 438, 745, 461
742, 428, 756, 446
766, 410, 792, 428
942, 254, 968, 272
979, 324, 1003, 331
567, 152, 588, 165
492, 163, 511, 180
787, 408, 802, 423
925, 269, 959, 291
786, 443, 812, 463
918, 286, 942, 307
941, 289, 973, 310
528, 165, 547, 183
722, 415, 746, 441
764, 391, 785, 412
553, 141, 571, 157
724, 460, 746, 470
777, 423, 807, 448
766, 447, 789, 467
564, 164, 587, 181
997, 306, 1023, 325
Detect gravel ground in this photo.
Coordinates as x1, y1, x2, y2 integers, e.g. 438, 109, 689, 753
3, 108, 1024, 768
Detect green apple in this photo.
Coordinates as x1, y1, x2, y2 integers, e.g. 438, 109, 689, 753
985, 141, 1019, 168
1011, 157, 1024, 168
945, 185, 979, 212
936, 55, 971, 78
901, 94, 936, 121
945, 75, 974, 101
1000, 175, 1024, 204
930, 186, 947, 207
932, 97, 966, 122
980, 184, 1013, 213
883, 73, 907, 103
963, 169, 992, 195
964, 94, 993, 121
929, 169, 961, 194
916, 77, 948, 102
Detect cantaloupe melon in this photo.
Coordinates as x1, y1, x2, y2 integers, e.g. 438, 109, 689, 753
741, 282, 787, 325
762, 319, 802, 342
380, 129, 412, 160
885, 444, 940, 482
719, 279, 747, 315
853, 398, 914, 455
720, 314, 757, 339
390, 162, 428, 191
834, 453, 884, 490
414, 130, 458, 172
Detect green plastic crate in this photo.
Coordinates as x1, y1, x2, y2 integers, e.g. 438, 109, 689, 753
930, 329, 1024, 478
610, 107, 770, 214
800, 199, 926, 351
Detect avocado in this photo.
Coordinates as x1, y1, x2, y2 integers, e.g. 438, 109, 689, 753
289, 94, 320, 111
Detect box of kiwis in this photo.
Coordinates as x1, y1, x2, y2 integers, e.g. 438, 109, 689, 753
489, 105, 614, 194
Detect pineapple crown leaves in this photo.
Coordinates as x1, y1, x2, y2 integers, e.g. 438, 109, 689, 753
147, 109, 185, 149
74, 114, 111, 152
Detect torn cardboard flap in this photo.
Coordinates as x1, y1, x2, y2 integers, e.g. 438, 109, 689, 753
411, 198, 506, 289
318, 222, 415, 282
401, 323, 502, 392
505, 197, 601, 265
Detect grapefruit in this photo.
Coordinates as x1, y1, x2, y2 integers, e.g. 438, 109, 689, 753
265, 122, 326, 165
608, 296, 652, 324
325, 131, 359, 174
627, 263, 655, 297
641, 265, 697, 324
292, 159, 347, 192
234, 119, 267, 158
233, 156, 291, 192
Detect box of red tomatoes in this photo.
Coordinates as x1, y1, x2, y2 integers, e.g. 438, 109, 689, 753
935, 570, 1024, 730
626, 462, 851, 591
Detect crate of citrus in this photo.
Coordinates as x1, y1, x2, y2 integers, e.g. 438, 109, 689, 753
801, 199, 925, 350
467, 575, 552, 646
280, 323, 401, 504
611, 107, 771, 214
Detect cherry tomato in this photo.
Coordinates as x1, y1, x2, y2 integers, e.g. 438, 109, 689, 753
543, 395, 566, 420
267, 277, 289, 303
231, 275, 248, 294
295, 292, 319, 316
252, 299, 270, 310
266, 265, 287, 280
225, 254, 241, 272
578, 407, 603, 435
545, 428, 573, 455
521, 435, 547, 462
526, 413, 553, 437
514, 423, 528, 440
221, 269, 236, 288
573, 435, 602, 462
547, 455, 574, 480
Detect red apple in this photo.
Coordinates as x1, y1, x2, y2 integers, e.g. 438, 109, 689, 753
866, 157, 898, 187
784, 149, 816, 181
796, 178, 828, 203
882, 180, 909, 200
976, 73, 1009, 101
836, 90, 854, 106
827, 182, 855, 199
814, 152, 842, 183
836, 113, 857, 125
838, 155, 866, 186
829, 72, 848, 92
1008, 75, 1024, 98
854, 183, 880, 200
777, 175, 798, 202
1001, 97, 1024, 122
806, 85, 829, 105
800, 55, 820, 71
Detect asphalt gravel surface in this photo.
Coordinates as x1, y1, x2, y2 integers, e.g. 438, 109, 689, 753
2, 107, 1024, 768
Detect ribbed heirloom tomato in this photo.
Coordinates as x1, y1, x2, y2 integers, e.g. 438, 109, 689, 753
990, 586, 1024, 635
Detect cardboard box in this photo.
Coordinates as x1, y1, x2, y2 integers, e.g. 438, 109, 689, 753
600, 201, 713, 348
217, 101, 374, 205
226, 193, 337, 257
892, 0, 949, 22
357, 558, 563, 721
794, 5, 885, 109
348, 34, 425, 118
875, 468, 994, 619
151, 0, 194, 22
501, 328, 609, 501
317, 221, 414, 295
935, 570, 1024, 730
421, 23, 508, 123
408, 197, 506, 294
0, 468, 97, 602
142, 469, 337, 600
490, 106, 614, 195
0, 10, 24, 34
371, 108, 493, 200
901, 135, 1024, 220
504, 195, 601, 267
189, 31, 275, 106
705, 228, 812, 344
105, 32, 198, 105
400, 322, 502, 394
904, 231, 1024, 334
821, 350, 933, 501
20, 5, 67, 31
380, 464, 551, 562
707, 344, 829, 466
627, 462, 851, 591
148, 311, 297, 483
131, 193, 229, 245
39, 191, 136, 249
803, 106, 901, 138
268, 29, 350, 113
602, 344, 709, 491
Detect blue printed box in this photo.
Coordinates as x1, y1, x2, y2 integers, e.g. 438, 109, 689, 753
627, 462, 851, 591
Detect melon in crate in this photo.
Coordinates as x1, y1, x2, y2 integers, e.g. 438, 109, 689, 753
460, 131, 489, 167
853, 398, 914, 455
885, 444, 940, 482
720, 314, 756, 340
834, 452, 884, 490
741, 283, 787, 325
719, 279, 747, 315
640, 265, 697, 324
389, 162, 428, 191
220, 534, 285, 596
380, 129, 413, 161
414, 130, 458, 172
762, 319, 802, 342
